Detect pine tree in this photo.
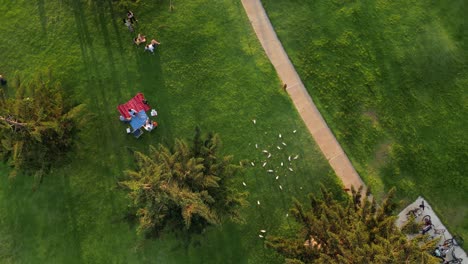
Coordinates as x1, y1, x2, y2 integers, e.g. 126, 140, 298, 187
120, 127, 247, 236
266, 186, 440, 263
0, 73, 85, 184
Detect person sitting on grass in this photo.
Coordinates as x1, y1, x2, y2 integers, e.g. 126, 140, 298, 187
127, 10, 137, 24
0, 75, 6, 86
134, 33, 146, 45
145, 39, 160, 53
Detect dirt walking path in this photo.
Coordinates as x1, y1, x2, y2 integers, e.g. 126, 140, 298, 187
241, 0, 365, 190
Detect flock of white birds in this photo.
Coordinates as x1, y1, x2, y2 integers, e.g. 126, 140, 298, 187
246, 119, 302, 239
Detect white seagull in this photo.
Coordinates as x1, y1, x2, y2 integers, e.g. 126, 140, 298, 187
252, 119, 256, 124
279, 185, 283, 190
262, 162, 267, 167
242, 182, 247, 186
293, 155, 299, 160
289, 168, 293, 172
251, 162, 255, 166
282, 142, 287, 146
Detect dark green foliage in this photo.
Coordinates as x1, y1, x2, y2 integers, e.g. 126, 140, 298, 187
401, 215, 423, 235
0, 73, 85, 182
120, 127, 248, 236
266, 186, 440, 263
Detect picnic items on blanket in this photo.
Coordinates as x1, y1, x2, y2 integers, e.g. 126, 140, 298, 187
117, 93, 158, 138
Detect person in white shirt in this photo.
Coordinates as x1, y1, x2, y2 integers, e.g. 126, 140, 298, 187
145, 39, 160, 53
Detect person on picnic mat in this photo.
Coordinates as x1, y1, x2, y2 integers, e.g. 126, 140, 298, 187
128, 109, 137, 117
144, 119, 156, 131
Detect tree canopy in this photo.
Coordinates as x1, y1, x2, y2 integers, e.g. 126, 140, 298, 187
266, 186, 440, 264
120, 127, 247, 236
0, 73, 85, 183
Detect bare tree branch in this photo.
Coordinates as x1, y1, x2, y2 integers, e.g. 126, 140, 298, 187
0, 115, 28, 128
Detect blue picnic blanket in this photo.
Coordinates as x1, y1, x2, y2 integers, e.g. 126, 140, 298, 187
129, 110, 148, 130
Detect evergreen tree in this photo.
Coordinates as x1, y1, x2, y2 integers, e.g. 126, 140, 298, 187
266, 186, 439, 263
0, 73, 85, 183
120, 127, 247, 236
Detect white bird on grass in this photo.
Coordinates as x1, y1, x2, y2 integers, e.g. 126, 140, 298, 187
293, 155, 299, 160
242, 182, 247, 186
286, 213, 289, 217
276, 176, 279, 180
251, 162, 255, 166
257, 200, 261, 205
267, 170, 274, 173
267, 153, 272, 158
293, 130, 297, 133
262, 162, 267, 167
281, 162, 283, 166
277, 146, 281, 150
288, 156, 291, 161
279, 133, 282, 138
259, 235, 264, 238
289, 168, 293, 172
262, 150, 268, 153
279, 185, 283, 190
252, 119, 256, 124
282, 142, 287, 146
255, 144, 258, 149
260, 230, 266, 233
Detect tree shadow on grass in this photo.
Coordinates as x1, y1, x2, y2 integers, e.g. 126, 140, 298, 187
36, 0, 47, 36
134, 48, 175, 145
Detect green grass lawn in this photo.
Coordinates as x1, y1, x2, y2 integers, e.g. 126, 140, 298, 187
0, 0, 341, 262
262, 0, 467, 243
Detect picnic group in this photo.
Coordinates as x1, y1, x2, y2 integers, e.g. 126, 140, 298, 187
123, 10, 160, 53
119, 96, 158, 134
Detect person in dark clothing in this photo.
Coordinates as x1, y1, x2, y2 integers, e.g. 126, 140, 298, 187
127, 10, 137, 24
0, 75, 6, 85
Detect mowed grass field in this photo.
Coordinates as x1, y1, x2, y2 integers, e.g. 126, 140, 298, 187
262, 0, 467, 243
0, 0, 341, 263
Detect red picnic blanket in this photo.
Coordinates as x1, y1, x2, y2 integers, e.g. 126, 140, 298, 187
117, 93, 151, 118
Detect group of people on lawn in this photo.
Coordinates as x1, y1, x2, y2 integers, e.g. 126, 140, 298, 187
121, 107, 158, 132
123, 10, 161, 53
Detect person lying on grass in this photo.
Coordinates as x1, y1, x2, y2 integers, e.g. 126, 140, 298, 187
127, 10, 137, 24
145, 39, 160, 53
134, 34, 146, 45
